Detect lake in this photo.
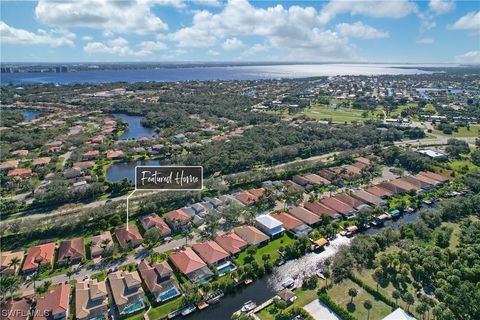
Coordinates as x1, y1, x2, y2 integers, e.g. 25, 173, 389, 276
0, 109, 39, 120
113, 113, 156, 140
106, 159, 160, 182
1, 64, 434, 85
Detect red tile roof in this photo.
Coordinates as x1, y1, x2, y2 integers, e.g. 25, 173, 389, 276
288, 206, 320, 225
169, 247, 206, 275
271, 212, 304, 230
34, 284, 71, 320
320, 197, 355, 215
32, 157, 51, 166
7, 168, 32, 178
114, 225, 143, 248
248, 188, 265, 198
365, 186, 394, 198
192, 240, 230, 265
233, 226, 269, 245
235, 191, 258, 205
106, 150, 124, 159
165, 209, 191, 222
138, 260, 173, 295
214, 232, 247, 255
303, 201, 339, 218
333, 193, 365, 208
140, 214, 171, 236
419, 171, 449, 183
22, 242, 56, 272
1, 298, 31, 320
58, 237, 85, 262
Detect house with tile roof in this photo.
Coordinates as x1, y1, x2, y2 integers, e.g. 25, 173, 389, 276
288, 206, 321, 226
333, 193, 368, 210
351, 190, 385, 206
234, 226, 269, 246
1, 297, 32, 320
33, 284, 71, 320
303, 201, 342, 219
57, 237, 85, 264
255, 215, 285, 237
108, 271, 145, 316
418, 171, 449, 183
164, 209, 191, 231
140, 214, 172, 236
235, 191, 258, 206
22, 242, 56, 273
90, 231, 114, 258
214, 232, 247, 255
302, 174, 331, 185
7, 168, 32, 179
32, 157, 51, 166
114, 225, 143, 249
75, 279, 109, 320
271, 212, 312, 238
168, 247, 213, 284
365, 186, 394, 198
138, 260, 180, 303
320, 197, 356, 218
192, 240, 230, 266
0, 251, 25, 275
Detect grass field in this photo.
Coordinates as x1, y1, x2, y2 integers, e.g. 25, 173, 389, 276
304, 104, 382, 123
433, 125, 480, 138
235, 233, 295, 265
147, 296, 184, 319
328, 279, 392, 320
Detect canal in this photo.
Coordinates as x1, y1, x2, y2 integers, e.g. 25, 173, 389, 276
113, 113, 156, 140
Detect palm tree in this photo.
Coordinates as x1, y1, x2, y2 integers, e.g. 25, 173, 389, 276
392, 290, 401, 306
323, 269, 330, 287
364, 300, 373, 320
403, 292, 415, 312
25, 272, 40, 292
8, 276, 21, 301
0, 276, 10, 301
8, 257, 21, 274
372, 268, 383, 291
100, 238, 111, 252
348, 287, 358, 304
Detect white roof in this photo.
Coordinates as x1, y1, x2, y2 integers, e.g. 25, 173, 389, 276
383, 308, 416, 320
255, 215, 283, 229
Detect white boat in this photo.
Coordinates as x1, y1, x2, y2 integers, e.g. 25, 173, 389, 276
241, 300, 257, 312
281, 278, 295, 289
181, 304, 196, 316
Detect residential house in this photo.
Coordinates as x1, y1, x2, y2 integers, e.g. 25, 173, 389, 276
418, 171, 449, 184
114, 225, 143, 249
303, 201, 342, 220
140, 214, 171, 236
351, 190, 385, 206
1, 297, 32, 320
75, 279, 109, 320
248, 188, 266, 199
106, 150, 124, 159
399, 176, 431, 190
73, 161, 95, 170
0, 160, 19, 170
235, 191, 257, 206
412, 173, 440, 187
278, 289, 297, 304
192, 240, 230, 266
138, 260, 180, 303
57, 237, 85, 264
168, 247, 213, 284
318, 169, 338, 182
32, 157, 51, 166
333, 193, 369, 211
302, 174, 331, 185
234, 226, 269, 246
22, 242, 56, 273
320, 197, 356, 218
388, 179, 420, 193
382, 308, 416, 320
90, 231, 114, 258
214, 232, 247, 255
164, 209, 191, 231
255, 215, 285, 237
365, 186, 394, 198
34, 284, 71, 320
292, 175, 310, 187
203, 197, 222, 208
64, 167, 82, 179
377, 181, 410, 195
82, 150, 99, 161
288, 206, 321, 226
11, 149, 29, 157
0, 251, 25, 275
108, 271, 145, 316
271, 212, 312, 238
7, 168, 33, 179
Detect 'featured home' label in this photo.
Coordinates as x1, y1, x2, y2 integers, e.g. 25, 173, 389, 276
135, 166, 203, 190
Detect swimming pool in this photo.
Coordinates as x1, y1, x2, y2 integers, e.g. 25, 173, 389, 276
217, 262, 236, 276
159, 288, 180, 301
121, 301, 145, 314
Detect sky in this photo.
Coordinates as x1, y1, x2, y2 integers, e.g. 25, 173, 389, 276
1, 0, 479, 63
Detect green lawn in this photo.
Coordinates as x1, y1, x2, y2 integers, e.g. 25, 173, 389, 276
433, 125, 480, 138
235, 233, 295, 265
147, 296, 184, 319
304, 104, 381, 123
328, 279, 392, 320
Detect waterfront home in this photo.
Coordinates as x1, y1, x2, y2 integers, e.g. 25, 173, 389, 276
115, 225, 143, 249
377, 181, 410, 195
255, 215, 285, 237
333, 193, 369, 211
365, 186, 394, 198
165, 209, 191, 231
214, 232, 247, 255
271, 211, 312, 238
57, 237, 85, 264
7, 168, 33, 179
235, 191, 258, 206
320, 197, 356, 218
389, 178, 421, 192
75, 279, 109, 320
288, 206, 321, 226
90, 231, 114, 258
138, 260, 181, 303
192, 240, 230, 266
0, 250, 24, 275
106, 150, 124, 159
234, 226, 269, 246
108, 271, 145, 316
399, 176, 431, 190
303, 201, 342, 220
140, 214, 172, 236
168, 247, 213, 284
73, 161, 96, 170
1, 297, 32, 320
22, 242, 56, 273
302, 174, 331, 186
33, 283, 71, 320
418, 171, 449, 184
351, 190, 385, 206
278, 289, 297, 304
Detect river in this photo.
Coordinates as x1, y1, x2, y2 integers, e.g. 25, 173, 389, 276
1, 64, 435, 85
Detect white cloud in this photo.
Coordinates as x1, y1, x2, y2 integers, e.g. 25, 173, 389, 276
208, 49, 220, 56
222, 37, 246, 50
139, 41, 168, 52
0, 21, 75, 47
336, 22, 389, 39
192, 0, 222, 7
429, 0, 455, 15
81, 35, 93, 41
416, 38, 434, 44
448, 11, 480, 30
84, 38, 149, 56
35, 0, 169, 35
454, 50, 480, 64
240, 43, 269, 57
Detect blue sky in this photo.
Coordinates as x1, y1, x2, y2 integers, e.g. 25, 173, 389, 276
1, 0, 479, 63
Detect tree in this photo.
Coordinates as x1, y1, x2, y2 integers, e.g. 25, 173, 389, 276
364, 300, 373, 320
416, 303, 428, 320
372, 268, 384, 291
403, 292, 415, 312
445, 138, 469, 159
8, 257, 21, 274
144, 227, 162, 246
392, 290, 401, 305
348, 287, 358, 304
323, 269, 330, 287
25, 272, 40, 292
7, 276, 21, 301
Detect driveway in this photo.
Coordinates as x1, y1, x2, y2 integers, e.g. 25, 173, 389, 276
303, 300, 341, 320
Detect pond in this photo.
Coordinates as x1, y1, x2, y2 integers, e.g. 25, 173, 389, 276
23, 110, 39, 121
113, 113, 156, 140
106, 159, 160, 182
